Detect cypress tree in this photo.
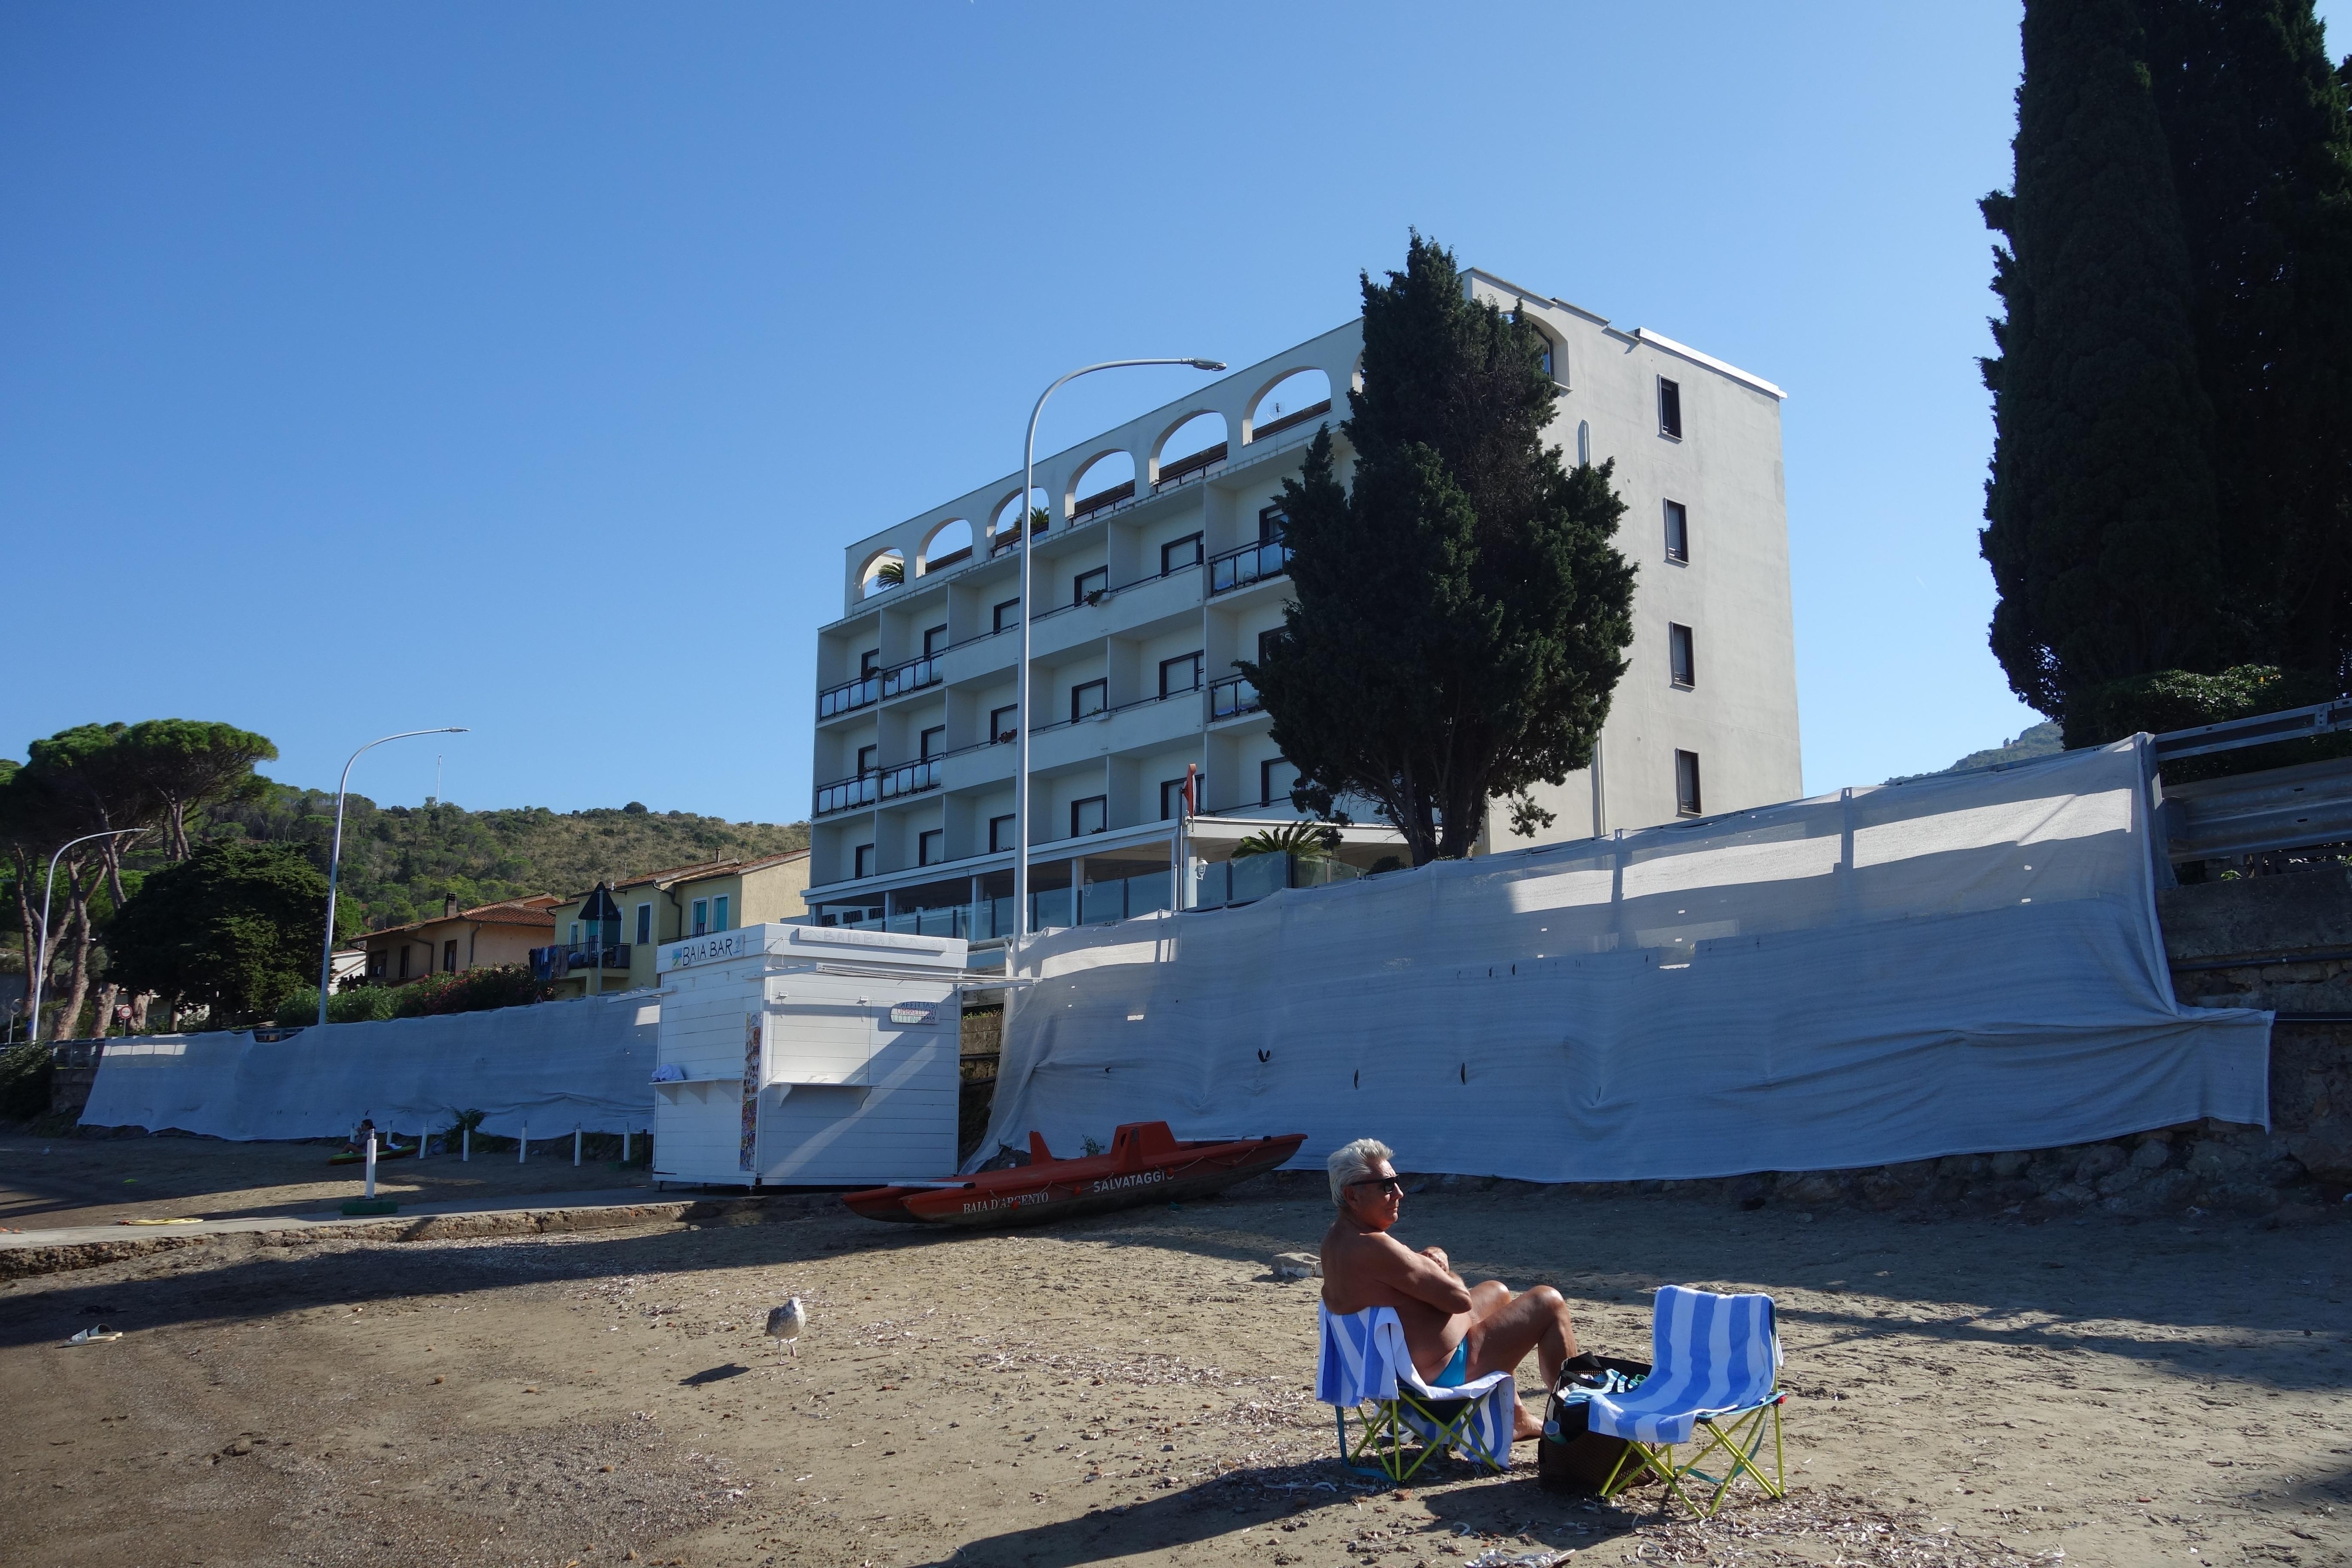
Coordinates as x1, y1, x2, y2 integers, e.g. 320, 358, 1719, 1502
1981, 0, 2224, 736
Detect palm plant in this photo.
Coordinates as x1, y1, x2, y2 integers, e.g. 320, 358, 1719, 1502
1231, 820, 1340, 860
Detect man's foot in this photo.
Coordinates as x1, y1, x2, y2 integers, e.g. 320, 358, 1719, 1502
1512, 1408, 1546, 1442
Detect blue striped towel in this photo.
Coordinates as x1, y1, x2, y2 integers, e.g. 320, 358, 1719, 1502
1316, 1303, 1517, 1462
1584, 1285, 1781, 1445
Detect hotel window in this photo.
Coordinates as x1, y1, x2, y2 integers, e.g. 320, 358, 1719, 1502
989, 813, 1017, 853
1261, 756, 1300, 806
1664, 500, 1689, 563
993, 597, 1021, 633
1161, 533, 1203, 574
1258, 504, 1287, 543
853, 844, 876, 879
920, 724, 946, 760
712, 895, 729, 932
634, 903, 652, 946
1669, 623, 1695, 689
1071, 796, 1108, 837
1071, 678, 1108, 721
923, 623, 949, 658
1073, 565, 1109, 605
990, 702, 1020, 742
1161, 775, 1203, 820
857, 743, 879, 775
919, 829, 944, 867
1675, 750, 1703, 817
1160, 651, 1203, 698
860, 648, 882, 678
1658, 377, 1683, 440
1256, 628, 1283, 666
691, 899, 709, 936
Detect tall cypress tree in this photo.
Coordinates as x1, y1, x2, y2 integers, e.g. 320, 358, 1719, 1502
1246, 233, 1635, 865
1980, 0, 2224, 735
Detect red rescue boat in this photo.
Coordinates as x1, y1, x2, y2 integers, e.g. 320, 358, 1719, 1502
842, 1121, 1306, 1229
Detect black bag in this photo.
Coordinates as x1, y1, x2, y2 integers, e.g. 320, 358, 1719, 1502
1535, 1353, 1654, 1495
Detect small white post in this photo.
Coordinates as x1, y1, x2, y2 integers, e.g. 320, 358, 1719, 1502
622, 1129, 631, 1164
573, 1125, 581, 1166
461, 1125, 470, 1162
518, 1122, 528, 1164
363, 1131, 377, 1199
416, 1123, 426, 1161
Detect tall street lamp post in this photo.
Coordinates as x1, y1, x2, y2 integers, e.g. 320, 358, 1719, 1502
27, 828, 148, 1045
1012, 358, 1224, 983
318, 728, 468, 1026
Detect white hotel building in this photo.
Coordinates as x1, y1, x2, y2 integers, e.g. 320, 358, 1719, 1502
802, 269, 1802, 940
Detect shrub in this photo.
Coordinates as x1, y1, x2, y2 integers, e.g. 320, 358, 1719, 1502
0, 1042, 56, 1121
391, 964, 559, 1019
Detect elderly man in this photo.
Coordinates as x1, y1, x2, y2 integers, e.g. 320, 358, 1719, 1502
1319, 1138, 1580, 1441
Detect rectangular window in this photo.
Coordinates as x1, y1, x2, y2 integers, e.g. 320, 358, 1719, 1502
1658, 377, 1683, 439
635, 902, 652, 946
1259, 504, 1287, 543
691, 899, 709, 936
1261, 756, 1299, 806
990, 702, 1020, 743
1160, 533, 1203, 574
1160, 776, 1201, 820
1256, 628, 1283, 667
923, 623, 949, 658
1675, 750, 1703, 817
1073, 566, 1109, 605
860, 648, 882, 678
442, 939, 458, 973
713, 895, 729, 932
570, 921, 582, 946
398, 946, 411, 980
1664, 500, 1689, 563
920, 724, 946, 759
1669, 623, 1695, 689
366, 950, 385, 979
1159, 651, 1203, 698
1071, 796, 1108, 837
918, 829, 944, 867
1071, 678, 1108, 721
853, 844, 876, 879
993, 597, 1021, 634
989, 813, 1017, 854
857, 743, 879, 774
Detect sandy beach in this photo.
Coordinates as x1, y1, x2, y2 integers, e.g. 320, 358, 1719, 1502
0, 1158, 2344, 1568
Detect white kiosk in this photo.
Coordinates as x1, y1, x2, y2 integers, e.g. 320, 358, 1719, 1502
651, 923, 969, 1187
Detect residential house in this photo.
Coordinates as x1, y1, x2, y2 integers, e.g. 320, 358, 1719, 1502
353, 895, 561, 987
536, 850, 812, 997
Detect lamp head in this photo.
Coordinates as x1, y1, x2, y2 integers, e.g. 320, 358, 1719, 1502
1187, 359, 1227, 372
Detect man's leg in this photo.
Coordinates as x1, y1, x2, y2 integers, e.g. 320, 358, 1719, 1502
1463, 1285, 1581, 1440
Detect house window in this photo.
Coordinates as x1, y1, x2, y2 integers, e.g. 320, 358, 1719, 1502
691, 899, 709, 936
1073, 566, 1109, 605
1664, 500, 1689, 563
397, 946, 412, 980
1533, 334, 1555, 379
1071, 679, 1108, 721
635, 902, 652, 945
853, 844, 876, 879
443, 939, 458, 973
570, 921, 582, 946
1675, 750, 1703, 816
1658, 377, 1683, 439
919, 829, 945, 867
1159, 652, 1203, 698
1071, 796, 1108, 837
1669, 623, 1696, 689
366, 950, 385, 979
860, 648, 882, 678
1261, 756, 1300, 806
1160, 533, 1203, 574
993, 597, 1021, 634
920, 724, 946, 760
990, 703, 1020, 743
923, 623, 948, 658
989, 813, 1017, 853
857, 743, 879, 775
712, 895, 729, 932
1161, 776, 1202, 820
1258, 504, 1287, 543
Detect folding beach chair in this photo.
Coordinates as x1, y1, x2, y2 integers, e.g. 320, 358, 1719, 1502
1316, 1304, 1515, 1481
1584, 1285, 1788, 1516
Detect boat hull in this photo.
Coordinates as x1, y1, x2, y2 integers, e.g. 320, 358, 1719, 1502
844, 1126, 1305, 1230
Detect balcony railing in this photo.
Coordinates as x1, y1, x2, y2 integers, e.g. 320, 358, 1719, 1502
817, 654, 941, 720
528, 944, 632, 981
814, 756, 943, 816
1209, 535, 1293, 595
1192, 851, 1360, 910
1209, 674, 1262, 721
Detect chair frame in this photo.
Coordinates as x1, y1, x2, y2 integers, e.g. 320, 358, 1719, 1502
1597, 1392, 1787, 1516
1334, 1388, 1507, 1482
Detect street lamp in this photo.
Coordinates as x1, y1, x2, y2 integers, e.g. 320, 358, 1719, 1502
318, 728, 468, 1026
1012, 358, 1224, 981
26, 828, 148, 1046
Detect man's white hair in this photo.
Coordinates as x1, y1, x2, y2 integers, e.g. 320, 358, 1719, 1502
1327, 1138, 1395, 1206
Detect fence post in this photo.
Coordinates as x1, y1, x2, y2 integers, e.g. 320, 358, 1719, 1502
573, 1126, 581, 1167
462, 1125, 470, 1162
519, 1122, 527, 1165
363, 1132, 377, 1200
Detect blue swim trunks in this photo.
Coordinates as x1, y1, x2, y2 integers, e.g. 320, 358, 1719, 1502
1434, 1338, 1468, 1388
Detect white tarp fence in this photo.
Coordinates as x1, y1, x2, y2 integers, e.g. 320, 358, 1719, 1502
80, 990, 659, 1141
980, 738, 2273, 1181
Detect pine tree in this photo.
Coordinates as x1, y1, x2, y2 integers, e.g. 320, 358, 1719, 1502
1980, 0, 2224, 736
1245, 233, 1635, 865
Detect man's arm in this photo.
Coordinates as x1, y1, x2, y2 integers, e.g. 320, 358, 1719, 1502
1366, 1234, 1474, 1314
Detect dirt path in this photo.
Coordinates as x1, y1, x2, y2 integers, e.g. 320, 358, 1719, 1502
1, 1173, 2344, 1567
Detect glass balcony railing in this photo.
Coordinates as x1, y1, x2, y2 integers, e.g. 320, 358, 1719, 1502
818, 870, 1178, 941
1192, 852, 1361, 910
814, 757, 942, 816
528, 943, 632, 981
818, 654, 940, 719
1209, 674, 1262, 721
1209, 535, 1292, 595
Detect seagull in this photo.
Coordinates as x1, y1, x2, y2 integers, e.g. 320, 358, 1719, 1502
765, 1298, 807, 1360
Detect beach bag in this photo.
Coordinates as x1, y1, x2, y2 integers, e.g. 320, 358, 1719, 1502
1536, 1354, 1653, 1494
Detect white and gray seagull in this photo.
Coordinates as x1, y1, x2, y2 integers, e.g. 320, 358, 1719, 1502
765, 1297, 807, 1360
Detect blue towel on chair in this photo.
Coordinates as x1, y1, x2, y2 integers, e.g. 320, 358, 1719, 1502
1584, 1286, 1780, 1446
1316, 1304, 1517, 1463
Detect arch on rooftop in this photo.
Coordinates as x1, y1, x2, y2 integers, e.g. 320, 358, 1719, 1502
987, 488, 1050, 553
859, 546, 906, 598
917, 517, 973, 575
1148, 410, 1229, 484
1067, 449, 1136, 518
1243, 367, 1333, 445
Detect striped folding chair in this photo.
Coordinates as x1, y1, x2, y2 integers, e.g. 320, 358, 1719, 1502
1315, 1304, 1516, 1481
1584, 1285, 1788, 1516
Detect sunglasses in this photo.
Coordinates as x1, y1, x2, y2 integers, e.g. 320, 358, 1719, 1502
1346, 1176, 1405, 1195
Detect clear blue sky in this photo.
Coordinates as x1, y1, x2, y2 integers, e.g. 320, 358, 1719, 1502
9, 4, 2345, 820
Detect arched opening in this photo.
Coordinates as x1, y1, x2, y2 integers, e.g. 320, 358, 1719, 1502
1152, 411, 1229, 489
860, 548, 906, 597
1246, 368, 1332, 444
1069, 451, 1136, 522
918, 518, 973, 574
988, 488, 1050, 554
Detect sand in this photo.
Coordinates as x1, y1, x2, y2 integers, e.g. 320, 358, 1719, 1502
0, 1164, 2345, 1568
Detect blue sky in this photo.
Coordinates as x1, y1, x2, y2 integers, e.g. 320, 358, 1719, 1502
8, 4, 2345, 821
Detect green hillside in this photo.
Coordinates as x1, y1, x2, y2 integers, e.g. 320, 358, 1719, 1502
1938, 721, 2066, 774
210, 782, 808, 933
